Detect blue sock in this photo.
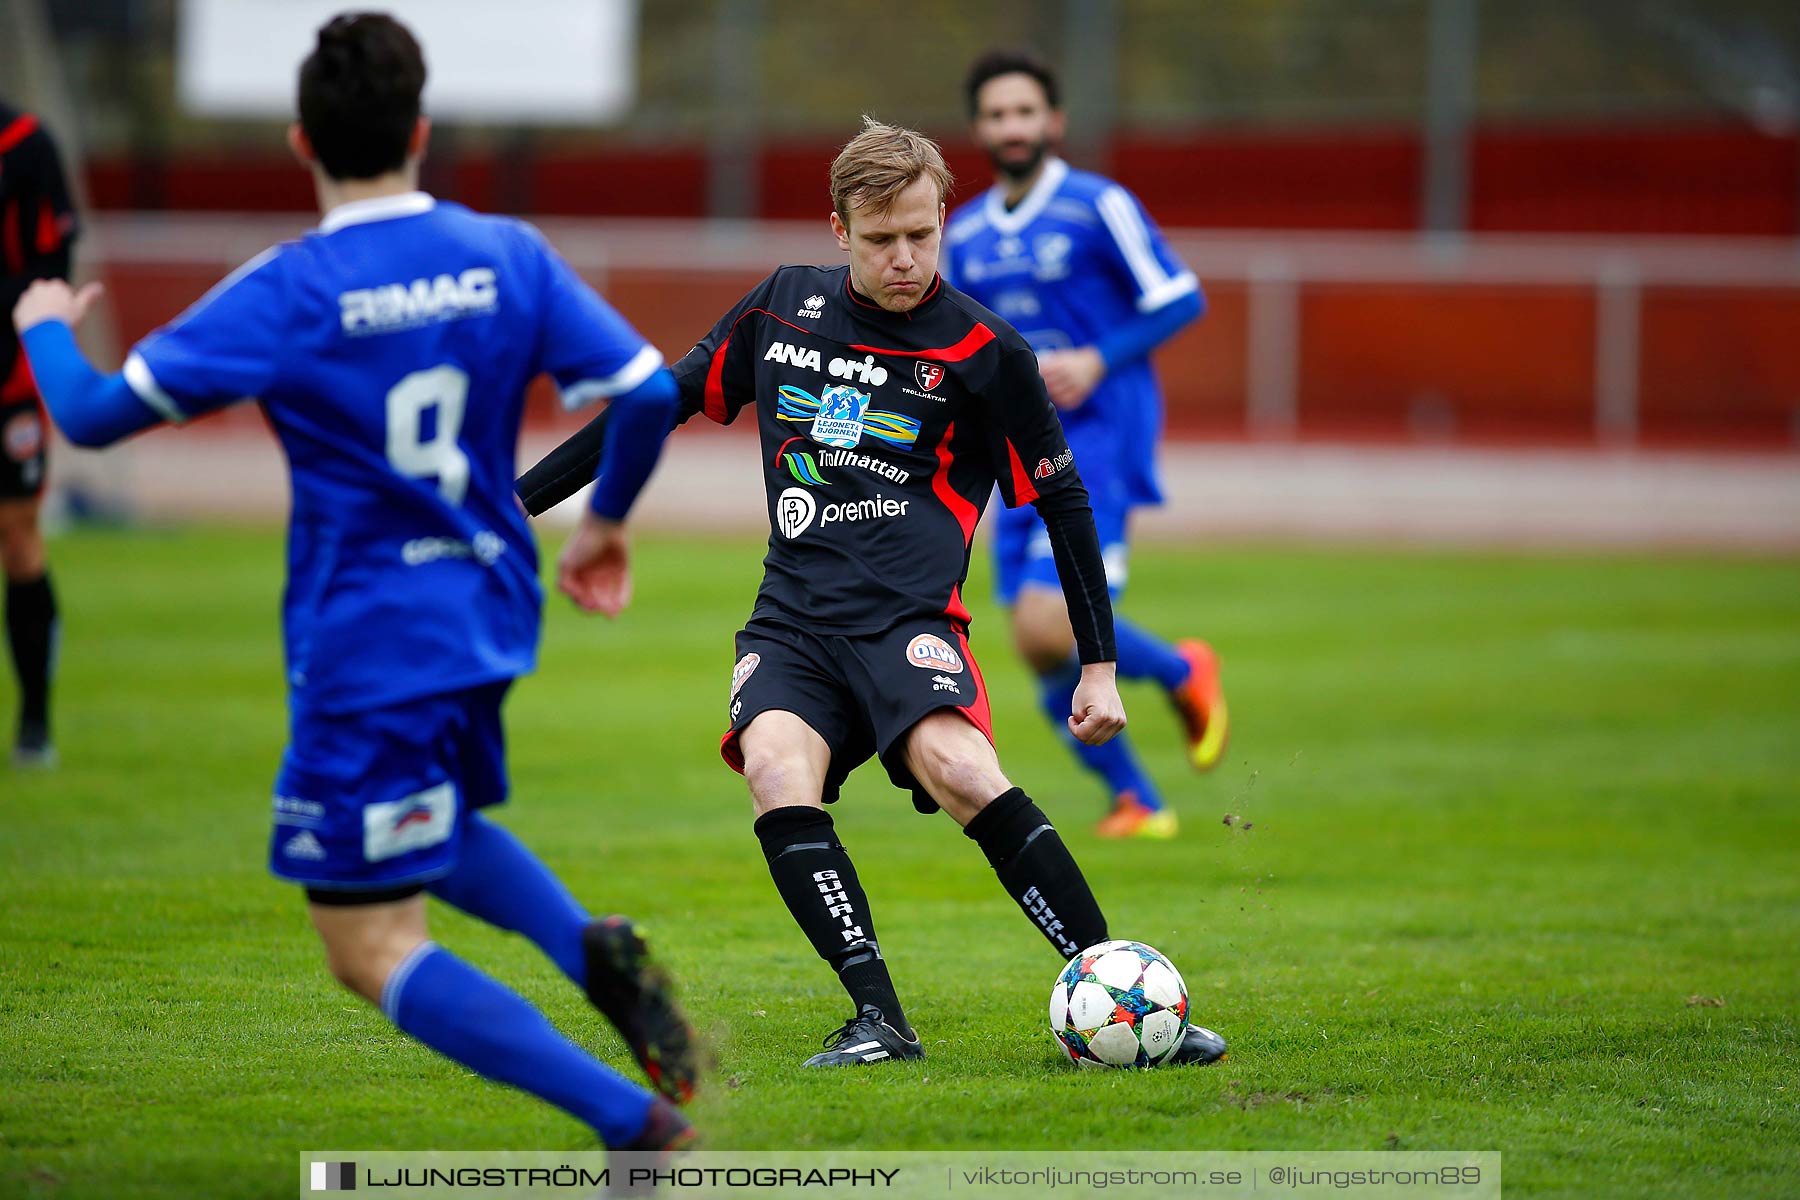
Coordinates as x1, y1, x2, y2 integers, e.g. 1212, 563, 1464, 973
1038, 662, 1163, 811
429, 813, 590, 986
1113, 617, 1191, 690
383, 942, 654, 1147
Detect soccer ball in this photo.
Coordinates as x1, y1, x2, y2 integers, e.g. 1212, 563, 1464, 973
1048, 940, 1189, 1068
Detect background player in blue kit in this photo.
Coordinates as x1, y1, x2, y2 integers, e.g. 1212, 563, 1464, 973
942, 50, 1228, 840
12, 13, 697, 1151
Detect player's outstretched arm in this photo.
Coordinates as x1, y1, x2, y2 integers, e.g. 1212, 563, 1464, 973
518, 403, 612, 516
546, 368, 681, 618
516, 385, 698, 518
1033, 480, 1126, 745
13, 281, 160, 448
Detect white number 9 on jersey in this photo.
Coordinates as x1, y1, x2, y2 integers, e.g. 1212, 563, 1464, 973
386, 365, 471, 505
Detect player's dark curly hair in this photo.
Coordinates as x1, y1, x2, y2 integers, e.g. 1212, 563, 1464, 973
964, 48, 1060, 117
297, 12, 426, 181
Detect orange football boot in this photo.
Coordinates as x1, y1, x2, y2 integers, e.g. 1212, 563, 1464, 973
1171, 639, 1228, 770
1095, 792, 1179, 839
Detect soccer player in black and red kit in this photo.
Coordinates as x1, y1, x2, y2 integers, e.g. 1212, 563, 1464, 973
520, 120, 1226, 1069
0, 100, 77, 768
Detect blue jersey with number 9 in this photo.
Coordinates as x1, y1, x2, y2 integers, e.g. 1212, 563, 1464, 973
124, 193, 660, 714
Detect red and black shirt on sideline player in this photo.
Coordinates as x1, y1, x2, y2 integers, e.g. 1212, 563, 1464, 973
672, 263, 1117, 665
1, 101, 80, 493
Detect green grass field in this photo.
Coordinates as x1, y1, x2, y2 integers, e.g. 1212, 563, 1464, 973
3, 527, 1797, 1198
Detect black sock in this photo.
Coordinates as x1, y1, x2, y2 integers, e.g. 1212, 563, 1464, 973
754, 806, 912, 1039
965, 787, 1108, 960
6, 573, 57, 739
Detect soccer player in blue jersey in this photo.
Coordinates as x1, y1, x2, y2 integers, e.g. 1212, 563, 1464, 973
12, 13, 697, 1152
942, 50, 1228, 840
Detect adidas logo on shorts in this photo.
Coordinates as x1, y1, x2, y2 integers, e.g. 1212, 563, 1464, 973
283, 831, 327, 861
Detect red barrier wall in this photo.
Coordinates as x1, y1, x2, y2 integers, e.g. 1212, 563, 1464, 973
85, 122, 1800, 237
96, 259, 1798, 449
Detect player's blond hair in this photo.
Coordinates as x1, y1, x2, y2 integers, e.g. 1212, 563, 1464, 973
829, 117, 954, 224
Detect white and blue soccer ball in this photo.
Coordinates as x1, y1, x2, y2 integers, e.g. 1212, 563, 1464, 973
1049, 940, 1189, 1068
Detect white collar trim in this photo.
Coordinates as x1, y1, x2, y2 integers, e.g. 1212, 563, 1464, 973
319, 191, 436, 233
983, 157, 1069, 236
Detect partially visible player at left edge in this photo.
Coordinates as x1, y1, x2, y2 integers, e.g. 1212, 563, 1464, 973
0, 98, 77, 768
12, 13, 697, 1152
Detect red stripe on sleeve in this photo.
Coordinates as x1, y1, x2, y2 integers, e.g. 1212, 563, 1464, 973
704, 307, 820, 424
1005, 438, 1040, 505
2, 352, 37, 404
702, 334, 732, 423
0, 113, 39, 155
35, 200, 62, 255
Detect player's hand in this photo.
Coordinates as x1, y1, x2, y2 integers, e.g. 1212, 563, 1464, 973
1038, 346, 1106, 411
556, 514, 632, 617
12, 279, 104, 335
1068, 662, 1126, 745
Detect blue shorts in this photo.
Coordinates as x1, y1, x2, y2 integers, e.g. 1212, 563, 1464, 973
268, 681, 511, 892
992, 495, 1131, 607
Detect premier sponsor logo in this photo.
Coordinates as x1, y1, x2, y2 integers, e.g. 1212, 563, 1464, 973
906, 633, 964, 673
823, 495, 910, 525
1033, 448, 1075, 480
340, 268, 497, 334
775, 487, 911, 538
776, 488, 818, 538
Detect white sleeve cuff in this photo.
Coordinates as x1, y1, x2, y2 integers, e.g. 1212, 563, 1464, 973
558, 345, 664, 412
1135, 271, 1199, 313
123, 352, 188, 424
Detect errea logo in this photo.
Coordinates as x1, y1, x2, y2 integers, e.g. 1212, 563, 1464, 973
798, 294, 826, 319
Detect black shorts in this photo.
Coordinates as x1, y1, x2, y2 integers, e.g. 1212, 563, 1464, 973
720, 614, 994, 814
0, 398, 47, 500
